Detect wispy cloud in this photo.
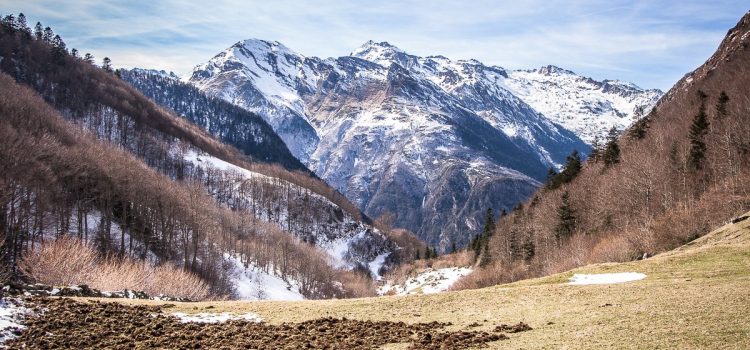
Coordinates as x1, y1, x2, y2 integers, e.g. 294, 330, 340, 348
3, 0, 747, 89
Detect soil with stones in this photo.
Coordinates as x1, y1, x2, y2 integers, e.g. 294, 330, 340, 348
6, 298, 531, 349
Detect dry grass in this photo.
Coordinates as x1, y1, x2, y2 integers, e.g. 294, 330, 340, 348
103, 212, 750, 349
20, 237, 210, 300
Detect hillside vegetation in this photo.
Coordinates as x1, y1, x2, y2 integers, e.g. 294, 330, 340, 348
59, 211, 750, 349
454, 10, 750, 289
0, 15, 379, 299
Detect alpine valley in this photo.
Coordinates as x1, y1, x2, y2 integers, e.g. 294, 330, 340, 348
126, 40, 661, 249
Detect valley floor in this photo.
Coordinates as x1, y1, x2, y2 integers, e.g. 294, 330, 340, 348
8, 212, 750, 349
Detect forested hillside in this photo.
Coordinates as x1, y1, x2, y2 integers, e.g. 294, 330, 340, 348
0, 14, 390, 299
119, 69, 309, 172
455, 11, 750, 289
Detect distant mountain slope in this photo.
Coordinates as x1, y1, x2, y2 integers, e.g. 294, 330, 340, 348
189, 40, 320, 164
188, 39, 589, 250
120, 68, 308, 172
0, 19, 395, 299
456, 10, 750, 290
503, 65, 663, 143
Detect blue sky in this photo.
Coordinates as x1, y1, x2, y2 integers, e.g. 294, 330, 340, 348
4, 1, 748, 90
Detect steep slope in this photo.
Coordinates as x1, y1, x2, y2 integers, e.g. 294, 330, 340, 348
457, 11, 750, 289
503, 66, 663, 143
0, 20, 394, 299
189, 39, 588, 249
120, 68, 308, 172
188, 40, 320, 163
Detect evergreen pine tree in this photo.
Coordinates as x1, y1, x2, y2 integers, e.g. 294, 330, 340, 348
16, 13, 29, 34
42, 26, 54, 42
415, 249, 421, 260
479, 243, 492, 267
482, 208, 495, 238
688, 102, 710, 170
603, 127, 621, 167
450, 242, 457, 254
716, 91, 729, 118
1, 15, 15, 30
508, 229, 520, 260
51, 35, 66, 51
34, 22, 43, 40
83, 53, 95, 64
545, 167, 559, 189
102, 57, 112, 72
546, 150, 581, 189
589, 135, 602, 163
562, 149, 582, 181
522, 236, 535, 262
628, 108, 652, 140
473, 235, 483, 259
555, 191, 576, 241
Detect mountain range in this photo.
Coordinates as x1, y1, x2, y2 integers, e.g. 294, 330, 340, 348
172, 39, 661, 249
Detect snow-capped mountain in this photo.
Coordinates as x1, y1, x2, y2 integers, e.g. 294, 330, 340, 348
121, 69, 395, 282
188, 39, 653, 250
189, 40, 321, 164
121, 69, 309, 172
504, 66, 662, 143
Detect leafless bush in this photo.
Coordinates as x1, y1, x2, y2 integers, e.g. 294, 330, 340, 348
450, 262, 530, 291
20, 237, 210, 300
19, 237, 98, 286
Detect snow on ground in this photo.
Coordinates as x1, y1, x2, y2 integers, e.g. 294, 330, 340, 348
378, 267, 473, 295
0, 299, 29, 345
568, 272, 646, 285
368, 253, 390, 281
319, 237, 352, 269
170, 312, 262, 323
184, 150, 269, 181
225, 254, 304, 301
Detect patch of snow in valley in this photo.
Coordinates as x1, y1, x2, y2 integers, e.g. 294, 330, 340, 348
171, 312, 262, 323
0, 299, 29, 345
378, 267, 472, 295
368, 253, 390, 281
568, 272, 646, 285
225, 254, 304, 301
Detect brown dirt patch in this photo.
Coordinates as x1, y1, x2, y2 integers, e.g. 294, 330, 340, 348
7, 298, 525, 349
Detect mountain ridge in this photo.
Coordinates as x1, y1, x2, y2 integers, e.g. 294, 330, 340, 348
186, 38, 594, 249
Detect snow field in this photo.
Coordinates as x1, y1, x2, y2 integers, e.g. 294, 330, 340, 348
568, 272, 646, 285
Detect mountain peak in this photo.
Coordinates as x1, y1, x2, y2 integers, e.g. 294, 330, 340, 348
352, 40, 404, 53
536, 65, 576, 76
233, 38, 299, 57
350, 40, 410, 67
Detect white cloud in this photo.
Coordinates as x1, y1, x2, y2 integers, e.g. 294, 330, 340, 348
3, 0, 746, 89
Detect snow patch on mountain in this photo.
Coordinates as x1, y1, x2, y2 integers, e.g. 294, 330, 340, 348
503, 66, 662, 143
225, 254, 304, 301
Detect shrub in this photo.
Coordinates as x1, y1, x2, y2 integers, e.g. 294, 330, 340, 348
19, 237, 211, 300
